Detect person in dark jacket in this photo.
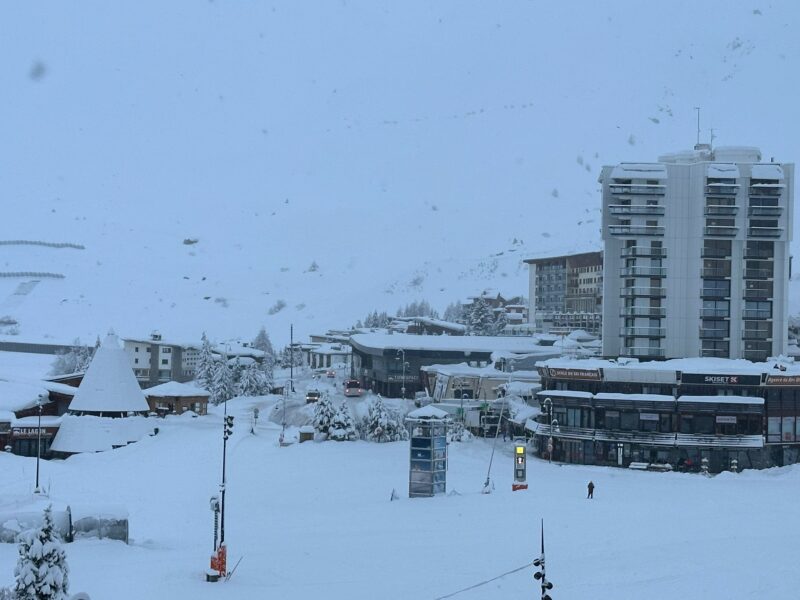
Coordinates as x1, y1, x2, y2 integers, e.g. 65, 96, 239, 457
587, 481, 595, 499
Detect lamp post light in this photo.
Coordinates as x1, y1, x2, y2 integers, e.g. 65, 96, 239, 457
542, 397, 554, 463
395, 349, 408, 399
35, 394, 44, 494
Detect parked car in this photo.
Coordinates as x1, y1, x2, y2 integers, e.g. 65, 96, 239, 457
305, 390, 321, 403
326, 370, 336, 378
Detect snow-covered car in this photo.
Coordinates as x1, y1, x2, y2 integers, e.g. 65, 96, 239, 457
305, 390, 321, 403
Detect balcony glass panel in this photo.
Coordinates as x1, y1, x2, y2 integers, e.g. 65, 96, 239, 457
747, 227, 781, 238
608, 204, 665, 215
609, 225, 664, 236
620, 246, 666, 258
620, 287, 666, 298
704, 226, 738, 236
620, 266, 667, 277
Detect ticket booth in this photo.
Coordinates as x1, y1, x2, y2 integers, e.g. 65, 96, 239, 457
406, 406, 449, 498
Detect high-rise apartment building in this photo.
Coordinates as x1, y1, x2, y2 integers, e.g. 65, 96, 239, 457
601, 145, 794, 361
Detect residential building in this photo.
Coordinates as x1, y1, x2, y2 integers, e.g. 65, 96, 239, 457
524, 251, 603, 335
121, 333, 200, 387
601, 146, 794, 360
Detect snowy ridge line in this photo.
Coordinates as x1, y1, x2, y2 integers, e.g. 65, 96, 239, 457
0, 240, 84, 249
433, 562, 531, 599
0, 272, 65, 279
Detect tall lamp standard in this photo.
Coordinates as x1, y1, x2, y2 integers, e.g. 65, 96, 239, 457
395, 349, 407, 400
35, 394, 44, 494
542, 397, 556, 464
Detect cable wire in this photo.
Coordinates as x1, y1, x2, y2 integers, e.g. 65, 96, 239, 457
433, 562, 531, 600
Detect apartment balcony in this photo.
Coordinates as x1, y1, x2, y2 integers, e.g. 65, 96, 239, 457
608, 204, 665, 216
609, 184, 665, 196
700, 348, 730, 358
621, 306, 666, 318
608, 225, 664, 236
748, 206, 783, 217
701, 268, 731, 278
704, 226, 738, 237
747, 226, 782, 238
620, 287, 666, 298
742, 309, 772, 320
619, 266, 667, 277
742, 330, 772, 341
701, 288, 730, 299
749, 185, 783, 197
699, 327, 729, 339
743, 288, 772, 300
700, 308, 730, 319
704, 205, 739, 216
620, 346, 666, 358
700, 247, 731, 259
743, 268, 773, 279
620, 327, 666, 337
743, 249, 774, 260
705, 184, 739, 196
620, 246, 666, 258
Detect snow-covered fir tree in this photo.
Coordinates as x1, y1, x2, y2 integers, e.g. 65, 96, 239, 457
442, 301, 465, 324
251, 327, 276, 367
14, 505, 69, 600
49, 338, 92, 376
396, 300, 439, 319
236, 362, 270, 397
468, 298, 494, 335
312, 392, 337, 436
196, 333, 216, 391
363, 395, 408, 442
279, 345, 303, 368
491, 309, 508, 336
209, 360, 235, 405
259, 358, 275, 393
329, 400, 357, 441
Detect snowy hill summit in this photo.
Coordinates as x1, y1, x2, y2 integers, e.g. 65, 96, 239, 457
1, 2, 798, 345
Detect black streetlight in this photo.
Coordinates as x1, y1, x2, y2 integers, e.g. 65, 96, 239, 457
542, 397, 555, 463
35, 394, 44, 494
220, 413, 234, 546
533, 519, 555, 599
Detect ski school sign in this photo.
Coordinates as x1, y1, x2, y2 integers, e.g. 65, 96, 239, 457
680, 373, 761, 386
543, 367, 602, 381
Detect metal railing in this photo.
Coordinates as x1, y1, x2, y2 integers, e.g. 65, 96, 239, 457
620, 266, 666, 277
609, 225, 665, 236
620, 287, 666, 298
620, 327, 666, 337
742, 309, 771, 319
699, 308, 729, 318
620, 246, 666, 258
704, 205, 738, 216
743, 268, 773, 279
608, 204, 665, 215
609, 185, 665, 195
748, 206, 782, 217
704, 226, 738, 236
621, 306, 666, 318
701, 268, 731, 278
747, 227, 782, 238
620, 346, 666, 357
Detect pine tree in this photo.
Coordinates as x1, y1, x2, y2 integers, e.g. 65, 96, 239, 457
468, 298, 494, 335
443, 301, 465, 324
259, 358, 274, 394
312, 392, 337, 436
363, 395, 408, 442
196, 333, 216, 391
492, 310, 508, 336
236, 362, 260, 397
251, 327, 275, 364
329, 400, 357, 441
14, 505, 69, 600
210, 360, 235, 405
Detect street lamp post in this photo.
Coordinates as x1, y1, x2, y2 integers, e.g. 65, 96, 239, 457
395, 349, 407, 400
35, 395, 43, 494
542, 397, 554, 463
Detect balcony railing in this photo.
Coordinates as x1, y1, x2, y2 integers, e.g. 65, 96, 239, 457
700, 348, 729, 358
705, 185, 739, 196
701, 288, 730, 299
742, 330, 771, 340
609, 184, 665, 195
621, 306, 666, 318
743, 249, 774, 260
620, 327, 666, 337
743, 288, 772, 300
742, 309, 771, 320
743, 268, 773, 279
609, 225, 664, 236
701, 247, 731, 259
620, 266, 667, 277
748, 206, 782, 217
620, 346, 666, 358
704, 205, 739, 216
749, 185, 782, 196
608, 204, 665, 216
620, 287, 666, 298
701, 268, 731, 278
747, 227, 782, 238
699, 328, 729, 339
620, 246, 666, 258
700, 308, 730, 319
704, 226, 738, 236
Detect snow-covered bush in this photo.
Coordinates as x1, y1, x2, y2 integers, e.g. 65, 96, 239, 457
363, 395, 408, 442
329, 401, 357, 441
14, 505, 69, 600
312, 393, 337, 436
448, 420, 473, 443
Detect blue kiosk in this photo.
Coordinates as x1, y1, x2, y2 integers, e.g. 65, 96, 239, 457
406, 406, 449, 498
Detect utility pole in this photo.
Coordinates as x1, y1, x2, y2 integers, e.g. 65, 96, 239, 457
290, 324, 295, 392
533, 519, 554, 599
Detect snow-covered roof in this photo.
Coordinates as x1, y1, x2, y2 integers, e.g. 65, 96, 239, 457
50, 414, 154, 454
536, 389, 593, 399
677, 395, 764, 406
498, 381, 541, 396
310, 343, 351, 355
407, 406, 449, 420
351, 333, 557, 355
594, 393, 675, 403
707, 163, 740, 178
0, 380, 49, 413
537, 356, 800, 376
11, 415, 63, 427
144, 381, 210, 398
67, 333, 149, 414
213, 342, 266, 358
751, 164, 784, 180
610, 163, 667, 180
421, 362, 540, 381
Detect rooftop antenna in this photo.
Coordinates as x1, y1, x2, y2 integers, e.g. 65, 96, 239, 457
694, 106, 701, 146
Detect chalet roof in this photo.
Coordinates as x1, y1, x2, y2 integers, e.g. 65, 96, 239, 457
50, 414, 154, 453
0, 379, 50, 413
67, 333, 149, 414
144, 381, 210, 398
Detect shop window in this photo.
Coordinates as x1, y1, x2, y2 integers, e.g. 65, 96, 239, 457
605, 410, 620, 430
767, 417, 781, 443
620, 412, 638, 431
782, 416, 796, 442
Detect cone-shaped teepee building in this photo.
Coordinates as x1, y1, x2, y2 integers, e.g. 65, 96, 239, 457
51, 333, 152, 454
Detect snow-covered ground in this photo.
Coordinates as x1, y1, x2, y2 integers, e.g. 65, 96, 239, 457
1, 381, 797, 599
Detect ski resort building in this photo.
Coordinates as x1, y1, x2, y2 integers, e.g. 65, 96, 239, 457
600, 146, 794, 361
50, 333, 154, 456
529, 356, 800, 472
